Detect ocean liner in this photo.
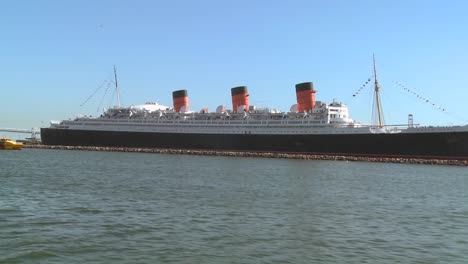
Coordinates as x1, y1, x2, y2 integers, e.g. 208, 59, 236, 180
41, 57, 468, 159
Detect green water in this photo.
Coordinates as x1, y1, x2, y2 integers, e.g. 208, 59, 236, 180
1, 149, 467, 263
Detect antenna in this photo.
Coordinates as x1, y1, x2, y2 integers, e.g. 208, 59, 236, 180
114, 65, 121, 108
372, 54, 384, 128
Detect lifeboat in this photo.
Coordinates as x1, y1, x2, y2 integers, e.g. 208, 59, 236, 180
0, 138, 23, 150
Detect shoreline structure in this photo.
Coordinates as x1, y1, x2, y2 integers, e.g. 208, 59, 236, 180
24, 144, 468, 166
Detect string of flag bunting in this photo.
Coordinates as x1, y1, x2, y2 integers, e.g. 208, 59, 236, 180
352, 77, 373, 97
393, 81, 446, 112
97, 80, 114, 112
80, 79, 114, 107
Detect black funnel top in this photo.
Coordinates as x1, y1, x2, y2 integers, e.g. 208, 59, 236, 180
231, 86, 248, 96
172, 90, 188, 98
295, 82, 315, 92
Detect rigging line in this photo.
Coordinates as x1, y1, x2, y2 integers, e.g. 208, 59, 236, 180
371, 89, 386, 127
97, 81, 113, 113
381, 88, 406, 126
107, 82, 118, 109
351, 76, 374, 98
80, 80, 106, 107
371, 89, 377, 127
392, 81, 468, 124
79, 72, 114, 107
393, 81, 449, 112
345, 75, 374, 113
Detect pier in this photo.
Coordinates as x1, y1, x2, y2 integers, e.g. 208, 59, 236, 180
23, 144, 468, 166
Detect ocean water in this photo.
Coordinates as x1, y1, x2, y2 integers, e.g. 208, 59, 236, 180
1, 149, 467, 264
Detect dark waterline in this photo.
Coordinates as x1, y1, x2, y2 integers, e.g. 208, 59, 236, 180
1, 149, 467, 263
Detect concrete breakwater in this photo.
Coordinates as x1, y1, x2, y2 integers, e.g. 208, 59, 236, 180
24, 144, 468, 166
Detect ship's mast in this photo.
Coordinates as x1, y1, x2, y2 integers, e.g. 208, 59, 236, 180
372, 54, 384, 128
114, 65, 121, 108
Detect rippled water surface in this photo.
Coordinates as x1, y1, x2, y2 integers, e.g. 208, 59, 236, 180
1, 149, 468, 263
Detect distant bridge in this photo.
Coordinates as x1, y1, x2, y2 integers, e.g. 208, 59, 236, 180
0, 128, 40, 140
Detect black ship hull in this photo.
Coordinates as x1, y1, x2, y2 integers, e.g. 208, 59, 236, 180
40, 128, 468, 159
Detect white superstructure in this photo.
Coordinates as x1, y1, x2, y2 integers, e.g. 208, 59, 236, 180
51, 100, 405, 135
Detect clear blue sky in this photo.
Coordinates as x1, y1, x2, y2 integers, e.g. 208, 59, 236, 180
2, 0, 468, 138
